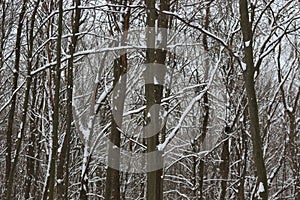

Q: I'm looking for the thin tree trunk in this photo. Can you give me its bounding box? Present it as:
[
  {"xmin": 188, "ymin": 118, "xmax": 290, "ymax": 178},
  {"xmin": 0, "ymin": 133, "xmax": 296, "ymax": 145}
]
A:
[
  {"xmin": 22, "ymin": 1, "xmax": 40, "ymax": 198},
  {"xmin": 5, "ymin": 0, "xmax": 28, "ymax": 198},
  {"xmin": 43, "ymin": 0, "xmax": 63, "ymax": 199},
  {"xmin": 238, "ymin": 108, "xmax": 247, "ymax": 200},
  {"xmin": 220, "ymin": 137, "xmax": 229, "ymax": 200},
  {"xmin": 57, "ymin": 0, "xmax": 80, "ymax": 198},
  {"xmin": 198, "ymin": 3, "xmax": 211, "ymax": 199},
  {"xmin": 277, "ymin": 44, "xmax": 300, "ymax": 199},
  {"xmin": 239, "ymin": 0, "xmax": 268, "ymax": 199},
  {"xmin": 24, "ymin": 77, "xmax": 38, "ymax": 199}
]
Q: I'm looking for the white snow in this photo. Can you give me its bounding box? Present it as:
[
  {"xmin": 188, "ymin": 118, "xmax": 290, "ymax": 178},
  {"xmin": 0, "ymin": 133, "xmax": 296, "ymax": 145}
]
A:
[
  {"xmin": 154, "ymin": 76, "xmax": 159, "ymax": 84},
  {"xmin": 241, "ymin": 62, "xmax": 247, "ymax": 71},
  {"xmin": 258, "ymin": 182, "xmax": 265, "ymax": 192},
  {"xmin": 254, "ymin": 70, "xmax": 258, "ymax": 78},
  {"xmin": 157, "ymin": 49, "xmax": 223, "ymax": 151},
  {"xmin": 256, "ymin": 182, "xmax": 265, "ymax": 198},
  {"xmin": 57, "ymin": 179, "xmax": 63, "ymax": 184},
  {"xmin": 157, "ymin": 32, "xmax": 162, "ymax": 43},
  {"xmin": 287, "ymin": 106, "xmax": 293, "ymax": 113},
  {"xmin": 17, "ymin": 122, "xmax": 23, "ymax": 139},
  {"xmin": 245, "ymin": 40, "xmax": 250, "ymax": 47}
]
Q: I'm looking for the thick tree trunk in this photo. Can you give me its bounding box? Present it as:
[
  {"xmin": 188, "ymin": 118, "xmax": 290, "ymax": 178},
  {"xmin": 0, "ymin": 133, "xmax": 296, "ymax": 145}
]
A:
[
  {"xmin": 239, "ymin": 0, "xmax": 268, "ymax": 199},
  {"xmin": 145, "ymin": 0, "xmax": 160, "ymax": 199},
  {"xmin": 145, "ymin": 0, "xmax": 169, "ymax": 199},
  {"xmin": 105, "ymin": 1, "xmax": 131, "ymax": 199}
]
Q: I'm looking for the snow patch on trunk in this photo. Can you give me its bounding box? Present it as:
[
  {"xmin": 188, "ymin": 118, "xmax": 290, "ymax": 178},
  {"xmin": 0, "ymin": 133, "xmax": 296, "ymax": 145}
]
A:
[
  {"xmin": 245, "ymin": 40, "xmax": 250, "ymax": 47},
  {"xmin": 256, "ymin": 182, "xmax": 265, "ymax": 198},
  {"xmin": 241, "ymin": 62, "xmax": 247, "ymax": 71}
]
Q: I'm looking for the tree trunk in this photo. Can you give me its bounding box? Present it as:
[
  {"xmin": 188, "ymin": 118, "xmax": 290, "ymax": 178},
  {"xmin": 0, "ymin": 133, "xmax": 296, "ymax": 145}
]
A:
[
  {"xmin": 23, "ymin": 1, "xmax": 40, "ymax": 199},
  {"xmin": 220, "ymin": 137, "xmax": 229, "ymax": 200},
  {"xmin": 198, "ymin": 3, "xmax": 211, "ymax": 199},
  {"xmin": 5, "ymin": 0, "xmax": 28, "ymax": 198},
  {"xmin": 57, "ymin": 0, "xmax": 80, "ymax": 198},
  {"xmin": 43, "ymin": 0, "xmax": 63, "ymax": 199},
  {"xmin": 24, "ymin": 78, "xmax": 38, "ymax": 199},
  {"xmin": 104, "ymin": 1, "xmax": 131, "ymax": 200},
  {"xmin": 239, "ymin": 0, "xmax": 268, "ymax": 199},
  {"xmin": 145, "ymin": 0, "xmax": 169, "ymax": 199}
]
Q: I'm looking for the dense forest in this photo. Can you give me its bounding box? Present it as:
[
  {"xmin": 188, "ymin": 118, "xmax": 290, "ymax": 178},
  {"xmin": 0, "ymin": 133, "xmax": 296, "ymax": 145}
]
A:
[{"xmin": 0, "ymin": 0, "xmax": 299, "ymax": 199}]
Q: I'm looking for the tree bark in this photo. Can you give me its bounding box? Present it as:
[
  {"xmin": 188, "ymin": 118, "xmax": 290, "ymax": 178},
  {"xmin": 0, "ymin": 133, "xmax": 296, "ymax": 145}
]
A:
[
  {"xmin": 43, "ymin": 0, "xmax": 63, "ymax": 199},
  {"xmin": 145, "ymin": 0, "xmax": 169, "ymax": 199},
  {"xmin": 104, "ymin": 1, "xmax": 131, "ymax": 200},
  {"xmin": 239, "ymin": 0, "xmax": 268, "ymax": 199},
  {"xmin": 220, "ymin": 136, "xmax": 229, "ymax": 200},
  {"xmin": 5, "ymin": 0, "xmax": 28, "ymax": 198},
  {"xmin": 57, "ymin": 0, "xmax": 80, "ymax": 198},
  {"xmin": 22, "ymin": 1, "xmax": 40, "ymax": 199},
  {"xmin": 198, "ymin": 3, "xmax": 211, "ymax": 199}
]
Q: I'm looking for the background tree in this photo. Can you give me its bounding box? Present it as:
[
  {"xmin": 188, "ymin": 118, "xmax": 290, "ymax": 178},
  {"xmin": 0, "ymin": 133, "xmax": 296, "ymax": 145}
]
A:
[{"xmin": 0, "ymin": 0, "xmax": 299, "ymax": 199}]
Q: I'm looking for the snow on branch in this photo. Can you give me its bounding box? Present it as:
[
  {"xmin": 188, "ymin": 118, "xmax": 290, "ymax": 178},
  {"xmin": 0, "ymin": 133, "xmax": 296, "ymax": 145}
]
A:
[
  {"xmin": 161, "ymin": 10, "xmax": 240, "ymax": 62},
  {"xmin": 157, "ymin": 48, "xmax": 224, "ymax": 151}
]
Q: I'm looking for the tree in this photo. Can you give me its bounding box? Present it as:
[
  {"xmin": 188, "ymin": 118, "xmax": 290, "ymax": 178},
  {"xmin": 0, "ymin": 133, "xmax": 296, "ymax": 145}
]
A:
[
  {"xmin": 0, "ymin": 0, "xmax": 299, "ymax": 199},
  {"xmin": 5, "ymin": 0, "xmax": 28, "ymax": 198},
  {"xmin": 144, "ymin": 0, "xmax": 170, "ymax": 199},
  {"xmin": 239, "ymin": 0, "xmax": 268, "ymax": 199},
  {"xmin": 57, "ymin": 0, "xmax": 81, "ymax": 198},
  {"xmin": 42, "ymin": 0, "xmax": 63, "ymax": 199},
  {"xmin": 105, "ymin": 1, "xmax": 132, "ymax": 199}
]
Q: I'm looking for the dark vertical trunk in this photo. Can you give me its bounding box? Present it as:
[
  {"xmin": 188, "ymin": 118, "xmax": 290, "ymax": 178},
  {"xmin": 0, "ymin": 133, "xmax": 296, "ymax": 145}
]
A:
[
  {"xmin": 0, "ymin": 1, "xmax": 6, "ymax": 77},
  {"xmin": 220, "ymin": 137, "xmax": 229, "ymax": 200},
  {"xmin": 5, "ymin": 0, "xmax": 28, "ymax": 198},
  {"xmin": 239, "ymin": 0, "xmax": 268, "ymax": 199},
  {"xmin": 277, "ymin": 44, "xmax": 300, "ymax": 199},
  {"xmin": 198, "ymin": 3, "xmax": 211, "ymax": 199},
  {"xmin": 197, "ymin": 160, "xmax": 205, "ymax": 199},
  {"xmin": 145, "ymin": 0, "xmax": 169, "ymax": 199},
  {"xmin": 22, "ymin": 1, "xmax": 40, "ymax": 199},
  {"xmin": 24, "ymin": 77, "xmax": 38, "ymax": 199},
  {"xmin": 105, "ymin": 60, "xmax": 123, "ymax": 200},
  {"xmin": 238, "ymin": 109, "xmax": 247, "ymax": 200},
  {"xmin": 57, "ymin": 0, "xmax": 80, "ymax": 198},
  {"xmin": 43, "ymin": 0, "xmax": 63, "ymax": 199},
  {"xmin": 105, "ymin": 1, "xmax": 131, "ymax": 199},
  {"xmin": 145, "ymin": 0, "xmax": 160, "ymax": 199}
]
